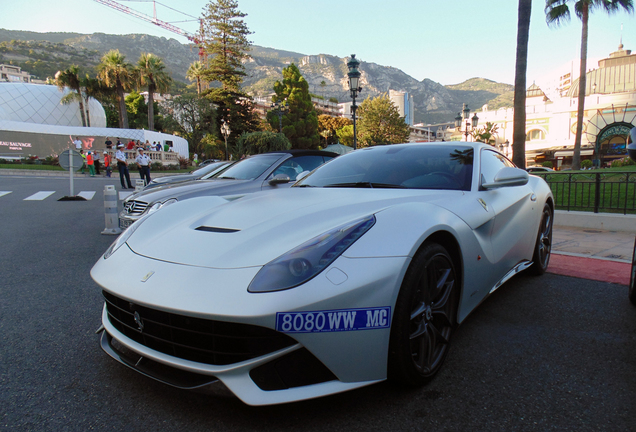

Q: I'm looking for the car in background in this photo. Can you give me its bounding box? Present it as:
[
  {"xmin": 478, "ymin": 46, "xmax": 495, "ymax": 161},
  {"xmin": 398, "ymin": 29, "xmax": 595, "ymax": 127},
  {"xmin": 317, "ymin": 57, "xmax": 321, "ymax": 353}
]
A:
[
  {"xmin": 526, "ymin": 166, "xmax": 555, "ymax": 173},
  {"xmin": 94, "ymin": 142, "xmax": 554, "ymax": 405},
  {"xmin": 144, "ymin": 160, "xmax": 231, "ymax": 190},
  {"xmin": 119, "ymin": 150, "xmax": 337, "ymax": 229}
]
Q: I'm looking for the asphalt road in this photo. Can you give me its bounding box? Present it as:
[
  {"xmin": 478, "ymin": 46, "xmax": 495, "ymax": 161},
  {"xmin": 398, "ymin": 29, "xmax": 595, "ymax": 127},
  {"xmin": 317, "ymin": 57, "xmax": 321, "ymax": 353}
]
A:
[{"xmin": 1, "ymin": 176, "xmax": 635, "ymax": 431}]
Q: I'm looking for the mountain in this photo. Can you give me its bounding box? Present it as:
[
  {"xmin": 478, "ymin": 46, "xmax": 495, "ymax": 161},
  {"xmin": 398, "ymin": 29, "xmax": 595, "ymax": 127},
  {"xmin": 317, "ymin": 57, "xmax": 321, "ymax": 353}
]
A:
[{"xmin": 0, "ymin": 29, "xmax": 514, "ymax": 124}]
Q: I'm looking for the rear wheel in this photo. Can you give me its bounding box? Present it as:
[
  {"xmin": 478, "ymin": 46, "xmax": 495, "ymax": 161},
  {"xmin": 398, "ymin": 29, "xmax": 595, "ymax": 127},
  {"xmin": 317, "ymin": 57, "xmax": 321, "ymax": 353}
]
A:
[
  {"xmin": 388, "ymin": 242, "xmax": 458, "ymax": 386},
  {"xmin": 529, "ymin": 203, "xmax": 553, "ymax": 275}
]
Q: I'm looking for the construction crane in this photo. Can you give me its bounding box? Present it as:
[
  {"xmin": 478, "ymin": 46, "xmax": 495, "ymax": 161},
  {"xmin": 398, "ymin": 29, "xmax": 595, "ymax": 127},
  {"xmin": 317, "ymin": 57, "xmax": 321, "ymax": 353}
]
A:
[{"xmin": 93, "ymin": 0, "xmax": 205, "ymax": 59}]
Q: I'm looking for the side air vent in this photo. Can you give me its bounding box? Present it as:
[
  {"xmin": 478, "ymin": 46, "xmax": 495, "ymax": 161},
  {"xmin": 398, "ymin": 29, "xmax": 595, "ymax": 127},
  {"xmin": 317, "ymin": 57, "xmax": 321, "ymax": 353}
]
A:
[{"xmin": 195, "ymin": 226, "xmax": 240, "ymax": 233}]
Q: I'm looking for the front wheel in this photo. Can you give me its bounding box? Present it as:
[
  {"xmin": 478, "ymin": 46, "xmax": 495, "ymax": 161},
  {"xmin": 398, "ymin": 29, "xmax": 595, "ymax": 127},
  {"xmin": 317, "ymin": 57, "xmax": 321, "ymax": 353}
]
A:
[
  {"xmin": 529, "ymin": 203, "xmax": 553, "ymax": 275},
  {"xmin": 388, "ymin": 242, "xmax": 458, "ymax": 386}
]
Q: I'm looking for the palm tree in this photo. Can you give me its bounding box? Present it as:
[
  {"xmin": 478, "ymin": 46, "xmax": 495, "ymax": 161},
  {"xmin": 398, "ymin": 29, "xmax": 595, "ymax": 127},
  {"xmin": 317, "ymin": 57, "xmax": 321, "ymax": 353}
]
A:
[
  {"xmin": 545, "ymin": 0, "xmax": 633, "ymax": 170},
  {"xmin": 512, "ymin": 0, "xmax": 532, "ymax": 168},
  {"xmin": 83, "ymin": 75, "xmax": 114, "ymax": 128},
  {"xmin": 97, "ymin": 49, "xmax": 132, "ymax": 129},
  {"xmin": 136, "ymin": 53, "xmax": 173, "ymax": 131},
  {"xmin": 54, "ymin": 65, "xmax": 87, "ymax": 127},
  {"xmin": 186, "ymin": 61, "xmax": 205, "ymax": 95}
]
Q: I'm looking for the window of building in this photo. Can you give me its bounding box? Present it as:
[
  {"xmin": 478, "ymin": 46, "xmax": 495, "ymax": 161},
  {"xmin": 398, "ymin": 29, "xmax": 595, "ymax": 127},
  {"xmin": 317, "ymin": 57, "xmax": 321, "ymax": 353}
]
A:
[{"xmin": 526, "ymin": 129, "xmax": 545, "ymax": 141}]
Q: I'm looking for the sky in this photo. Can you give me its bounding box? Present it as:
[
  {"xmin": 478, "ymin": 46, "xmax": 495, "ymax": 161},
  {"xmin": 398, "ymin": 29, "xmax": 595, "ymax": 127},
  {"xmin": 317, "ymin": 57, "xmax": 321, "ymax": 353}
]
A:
[{"xmin": 2, "ymin": 0, "xmax": 634, "ymax": 86}]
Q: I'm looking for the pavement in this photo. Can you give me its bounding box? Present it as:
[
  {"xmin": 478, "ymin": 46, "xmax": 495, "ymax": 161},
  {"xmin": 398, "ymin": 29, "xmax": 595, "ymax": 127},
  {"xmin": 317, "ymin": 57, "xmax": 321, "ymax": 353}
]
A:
[{"xmin": 2, "ymin": 168, "xmax": 635, "ymax": 286}]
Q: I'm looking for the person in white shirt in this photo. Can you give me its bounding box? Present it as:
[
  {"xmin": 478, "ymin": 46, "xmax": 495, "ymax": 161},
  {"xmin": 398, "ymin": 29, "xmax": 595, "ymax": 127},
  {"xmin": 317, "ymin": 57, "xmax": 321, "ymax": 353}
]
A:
[
  {"xmin": 115, "ymin": 144, "xmax": 133, "ymax": 189},
  {"xmin": 72, "ymin": 136, "xmax": 82, "ymax": 150},
  {"xmin": 135, "ymin": 148, "xmax": 152, "ymax": 185}
]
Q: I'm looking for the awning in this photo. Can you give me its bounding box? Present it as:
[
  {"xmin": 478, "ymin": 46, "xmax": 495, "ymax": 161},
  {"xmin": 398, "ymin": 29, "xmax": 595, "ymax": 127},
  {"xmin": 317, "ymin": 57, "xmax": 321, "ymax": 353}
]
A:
[{"xmin": 554, "ymin": 149, "xmax": 594, "ymax": 157}]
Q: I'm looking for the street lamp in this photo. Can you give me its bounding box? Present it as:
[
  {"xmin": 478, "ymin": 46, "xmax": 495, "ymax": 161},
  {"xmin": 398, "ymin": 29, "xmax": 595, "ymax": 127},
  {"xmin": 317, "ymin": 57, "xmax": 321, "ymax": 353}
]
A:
[
  {"xmin": 221, "ymin": 119, "xmax": 231, "ymax": 161},
  {"xmin": 270, "ymin": 101, "xmax": 288, "ymax": 133},
  {"xmin": 347, "ymin": 54, "xmax": 362, "ymax": 150},
  {"xmin": 454, "ymin": 103, "xmax": 479, "ymax": 141}
]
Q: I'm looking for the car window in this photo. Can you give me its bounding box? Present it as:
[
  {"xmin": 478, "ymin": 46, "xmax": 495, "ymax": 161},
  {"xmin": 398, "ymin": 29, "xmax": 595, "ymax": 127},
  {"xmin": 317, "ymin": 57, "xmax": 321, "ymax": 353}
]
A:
[
  {"xmin": 213, "ymin": 154, "xmax": 282, "ymax": 180},
  {"xmin": 270, "ymin": 155, "xmax": 334, "ymax": 181},
  {"xmin": 480, "ymin": 149, "xmax": 515, "ymax": 186},
  {"xmin": 296, "ymin": 145, "xmax": 473, "ymax": 191}
]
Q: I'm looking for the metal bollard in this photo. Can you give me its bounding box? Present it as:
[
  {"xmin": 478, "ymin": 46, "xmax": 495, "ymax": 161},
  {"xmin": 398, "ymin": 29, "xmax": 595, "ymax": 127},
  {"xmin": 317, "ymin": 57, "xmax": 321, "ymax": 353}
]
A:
[
  {"xmin": 101, "ymin": 185, "xmax": 122, "ymax": 235},
  {"xmin": 135, "ymin": 179, "xmax": 145, "ymax": 192}
]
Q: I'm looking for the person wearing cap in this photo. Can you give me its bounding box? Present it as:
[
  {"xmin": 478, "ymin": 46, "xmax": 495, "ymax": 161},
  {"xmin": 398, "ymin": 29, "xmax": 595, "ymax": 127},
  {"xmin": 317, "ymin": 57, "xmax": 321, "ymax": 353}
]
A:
[
  {"xmin": 115, "ymin": 143, "xmax": 133, "ymax": 189},
  {"xmin": 135, "ymin": 147, "xmax": 152, "ymax": 185}
]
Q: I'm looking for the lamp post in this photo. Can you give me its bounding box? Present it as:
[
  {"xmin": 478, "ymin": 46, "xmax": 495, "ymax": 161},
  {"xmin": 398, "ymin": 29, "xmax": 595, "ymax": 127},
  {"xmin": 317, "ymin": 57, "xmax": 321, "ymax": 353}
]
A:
[
  {"xmin": 270, "ymin": 101, "xmax": 288, "ymax": 133},
  {"xmin": 221, "ymin": 119, "xmax": 231, "ymax": 161},
  {"xmin": 454, "ymin": 103, "xmax": 479, "ymax": 141},
  {"xmin": 347, "ymin": 54, "xmax": 362, "ymax": 150}
]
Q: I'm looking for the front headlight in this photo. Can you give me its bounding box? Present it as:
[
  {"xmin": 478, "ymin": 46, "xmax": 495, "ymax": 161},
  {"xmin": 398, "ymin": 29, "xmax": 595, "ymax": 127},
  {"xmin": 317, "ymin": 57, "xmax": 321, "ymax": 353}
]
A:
[{"xmin": 248, "ymin": 215, "xmax": 376, "ymax": 293}]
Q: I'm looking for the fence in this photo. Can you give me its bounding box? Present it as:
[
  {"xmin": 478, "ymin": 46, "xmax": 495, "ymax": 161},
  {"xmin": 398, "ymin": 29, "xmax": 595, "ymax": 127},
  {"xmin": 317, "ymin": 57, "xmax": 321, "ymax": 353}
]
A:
[{"xmin": 534, "ymin": 171, "xmax": 636, "ymax": 214}]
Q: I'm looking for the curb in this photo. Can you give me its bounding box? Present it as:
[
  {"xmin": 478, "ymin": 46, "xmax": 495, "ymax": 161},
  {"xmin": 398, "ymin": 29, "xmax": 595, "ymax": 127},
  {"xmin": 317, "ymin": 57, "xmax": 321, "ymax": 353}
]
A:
[{"xmin": 555, "ymin": 210, "xmax": 636, "ymax": 233}]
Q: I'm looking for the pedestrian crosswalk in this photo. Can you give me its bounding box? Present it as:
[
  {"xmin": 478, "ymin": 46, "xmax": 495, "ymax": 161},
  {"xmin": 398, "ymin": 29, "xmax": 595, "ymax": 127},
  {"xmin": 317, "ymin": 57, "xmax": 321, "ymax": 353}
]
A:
[{"xmin": 0, "ymin": 190, "xmax": 135, "ymax": 201}]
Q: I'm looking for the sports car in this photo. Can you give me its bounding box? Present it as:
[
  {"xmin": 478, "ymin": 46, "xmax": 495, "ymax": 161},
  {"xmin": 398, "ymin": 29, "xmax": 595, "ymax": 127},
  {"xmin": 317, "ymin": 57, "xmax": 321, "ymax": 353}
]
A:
[{"xmin": 91, "ymin": 142, "xmax": 554, "ymax": 406}]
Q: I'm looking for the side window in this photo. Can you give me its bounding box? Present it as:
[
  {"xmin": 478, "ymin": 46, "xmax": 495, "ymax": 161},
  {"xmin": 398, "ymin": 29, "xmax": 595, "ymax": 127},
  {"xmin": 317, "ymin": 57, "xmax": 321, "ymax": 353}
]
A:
[
  {"xmin": 480, "ymin": 150, "xmax": 514, "ymax": 187},
  {"xmin": 271, "ymin": 156, "xmax": 330, "ymax": 181}
]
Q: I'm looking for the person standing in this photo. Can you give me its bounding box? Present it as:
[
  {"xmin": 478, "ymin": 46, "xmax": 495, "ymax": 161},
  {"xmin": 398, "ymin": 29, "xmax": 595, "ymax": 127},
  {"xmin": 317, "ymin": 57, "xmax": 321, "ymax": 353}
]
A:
[
  {"xmin": 115, "ymin": 144, "xmax": 133, "ymax": 189},
  {"xmin": 136, "ymin": 148, "xmax": 152, "ymax": 185},
  {"xmin": 193, "ymin": 153, "xmax": 199, "ymax": 167},
  {"xmin": 86, "ymin": 151, "xmax": 95, "ymax": 177},
  {"xmin": 79, "ymin": 149, "xmax": 86, "ymax": 174},
  {"xmin": 73, "ymin": 136, "xmax": 82, "ymax": 150},
  {"xmin": 104, "ymin": 151, "xmax": 111, "ymax": 178},
  {"xmin": 105, "ymin": 137, "xmax": 112, "ymax": 149},
  {"xmin": 93, "ymin": 151, "xmax": 101, "ymax": 175}
]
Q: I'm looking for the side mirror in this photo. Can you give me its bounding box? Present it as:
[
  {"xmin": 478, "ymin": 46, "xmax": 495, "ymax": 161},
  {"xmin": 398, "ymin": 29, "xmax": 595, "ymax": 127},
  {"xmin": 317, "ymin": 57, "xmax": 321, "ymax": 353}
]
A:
[
  {"xmin": 268, "ymin": 173, "xmax": 291, "ymax": 185},
  {"xmin": 482, "ymin": 167, "xmax": 529, "ymax": 189}
]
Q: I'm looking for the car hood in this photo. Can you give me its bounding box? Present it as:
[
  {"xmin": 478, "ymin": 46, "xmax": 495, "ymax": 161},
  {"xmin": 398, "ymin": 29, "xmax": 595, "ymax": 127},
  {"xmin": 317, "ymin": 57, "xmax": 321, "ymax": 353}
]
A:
[
  {"xmin": 125, "ymin": 188, "xmax": 470, "ymax": 268},
  {"xmin": 126, "ymin": 178, "xmax": 256, "ymax": 204}
]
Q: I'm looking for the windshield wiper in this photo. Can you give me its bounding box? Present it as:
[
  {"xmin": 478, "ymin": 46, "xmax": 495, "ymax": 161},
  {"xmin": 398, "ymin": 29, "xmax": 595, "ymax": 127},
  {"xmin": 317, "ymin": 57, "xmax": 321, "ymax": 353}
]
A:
[{"xmin": 323, "ymin": 182, "xmax": 406, "ymax": 189}]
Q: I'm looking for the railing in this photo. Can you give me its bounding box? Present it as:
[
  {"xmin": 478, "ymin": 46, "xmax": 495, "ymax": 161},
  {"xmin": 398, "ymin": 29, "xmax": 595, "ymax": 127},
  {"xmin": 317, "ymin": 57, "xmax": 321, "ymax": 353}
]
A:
[
  {"xmin": 534, "ymin": 171, "xmax": 636, "ymax": 214},
  {"xmin": 113, "ymin": 150, "xmax": 179, "ymax": 166}
]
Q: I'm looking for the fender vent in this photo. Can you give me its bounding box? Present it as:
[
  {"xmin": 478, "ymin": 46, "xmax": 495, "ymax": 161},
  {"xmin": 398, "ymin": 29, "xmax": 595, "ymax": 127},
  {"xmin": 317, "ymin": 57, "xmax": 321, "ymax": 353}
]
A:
[{"xmin": 195, "ymin": 226, "xmax": 240, "ymax": 233}]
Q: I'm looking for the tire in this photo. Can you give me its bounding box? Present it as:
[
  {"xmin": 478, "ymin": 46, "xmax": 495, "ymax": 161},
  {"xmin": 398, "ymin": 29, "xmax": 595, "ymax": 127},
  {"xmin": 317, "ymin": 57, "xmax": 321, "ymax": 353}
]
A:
[
  {"xmin": 529, "ymin": 203, "xmax": 553, "ymax": 276},
  {"xmin": 629, "ymin": 237, "xmax": 636, "ymax": 306},
  {"xmin": 388, "ymin": 242, "xmax": 458, "ymax": 387}
]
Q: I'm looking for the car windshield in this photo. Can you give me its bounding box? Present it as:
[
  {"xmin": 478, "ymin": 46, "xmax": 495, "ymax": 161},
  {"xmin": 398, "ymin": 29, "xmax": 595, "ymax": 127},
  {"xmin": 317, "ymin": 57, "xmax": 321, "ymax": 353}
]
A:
[
  {"xmin": 295, "ymin": 145, "xmax": 474, "ymax": 191},
  {"xmin": 191, "ymin": 161, "xmax": 227, "ymax": 176},
  {"xmin": 212, "ymin": 154, "xmax": 282, "ymax": 180}
]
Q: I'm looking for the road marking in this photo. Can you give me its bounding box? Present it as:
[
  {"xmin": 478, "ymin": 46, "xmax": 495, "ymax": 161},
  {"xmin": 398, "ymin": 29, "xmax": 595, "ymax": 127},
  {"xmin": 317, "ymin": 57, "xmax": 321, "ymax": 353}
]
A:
[
  {"xmin": 24, "ymin": 191, "xmax": 55, "ymax": 201},
  {"xmin": 78, "ymin": 191, "xmax": 96, "ymax": 200},
  {"xmin": 0, "ymin": 191, "xmax": 11, "ymax": 198}
]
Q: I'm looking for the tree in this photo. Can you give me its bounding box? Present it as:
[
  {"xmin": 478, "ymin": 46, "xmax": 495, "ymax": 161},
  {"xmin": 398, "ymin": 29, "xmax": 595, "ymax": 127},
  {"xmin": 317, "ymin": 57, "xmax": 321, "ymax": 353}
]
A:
[
  {"xmin": 125, "ymin": 91, "xmax": 148, "ymax": 130},
  {"xmin": 357, "ymin": 94, "xmax": 410, "ymax": 147},
  {"xmin": 235, "ymin": 131, "xmax": 291, "ymax": 156},
  {"xmin": 473, "ymin": 122, "xmax": 499, "ymax": 145},
  {"xmin": 54, "ymin": 65, "xmax": 87, "ymax": 127},
  {"xmin": 268, "ymin": 63, "xmax": 320, "ymax": 149},
  {"xmin": 136, "ymin": 53, "xmax": 173, "ymax": 131},
  {"xmin": 318, "ymin": 114, "xmax": 352, "ymax": 146},
  {"xmin": 83, "ymin": 75, "xmax": 113, "ymax": 128},
  {"xmin": 545, "ymin": 0, "xmax": 634, "ymax": 170},
  {"xmin": 97, "ymin": 49, "xmax": 132, "ymax": 129},
  {"xmin": 161, "ymin": 93, "xmax": 217, "ymax": 157},
  {"xmin": 513, "ymin": 0, "xmax": 532, "ymax": 168},
  {"xmin": 186, "ymin": 61, "xmax": 205, "ymax": 94},
  {"xmin": 336, "ymin": 125, "xmax": 355, "ymax": 147},
  {"xmin": 199, "ymin": 0, "xmax": 260, "ymax": 149}
]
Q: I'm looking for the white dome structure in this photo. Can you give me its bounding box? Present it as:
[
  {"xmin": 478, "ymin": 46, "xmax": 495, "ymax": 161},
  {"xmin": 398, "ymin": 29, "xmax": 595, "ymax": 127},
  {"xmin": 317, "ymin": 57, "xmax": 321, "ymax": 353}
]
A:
[{"xmin": 0, "ymin": 82, "xmax": 106, "ymax": 127}]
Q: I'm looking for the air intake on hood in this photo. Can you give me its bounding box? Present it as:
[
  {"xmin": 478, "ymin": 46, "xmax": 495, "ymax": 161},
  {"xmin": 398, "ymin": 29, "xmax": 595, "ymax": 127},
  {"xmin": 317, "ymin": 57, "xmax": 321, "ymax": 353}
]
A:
[{"xmin": 195, "ymin": 226, "xmax": 240, "ymax": 233}]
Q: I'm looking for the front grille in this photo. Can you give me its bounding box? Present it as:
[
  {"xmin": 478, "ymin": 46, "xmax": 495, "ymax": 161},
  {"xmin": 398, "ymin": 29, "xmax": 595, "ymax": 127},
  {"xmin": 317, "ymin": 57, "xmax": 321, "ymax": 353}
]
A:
[
  {"xmin": 123, "ymin": 200, "xmax": 148, "ymax": 216},
  {"xmin": 103, "ymin": 291, "xmax": 296, "ymax": 366}
]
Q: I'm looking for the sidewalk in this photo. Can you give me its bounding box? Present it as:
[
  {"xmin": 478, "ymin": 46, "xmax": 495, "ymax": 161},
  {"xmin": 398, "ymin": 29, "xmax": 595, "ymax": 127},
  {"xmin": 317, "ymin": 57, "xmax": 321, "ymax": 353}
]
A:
[{"xmin": 550, "ymin": 226, "xmax": 634, "ymax": 286}]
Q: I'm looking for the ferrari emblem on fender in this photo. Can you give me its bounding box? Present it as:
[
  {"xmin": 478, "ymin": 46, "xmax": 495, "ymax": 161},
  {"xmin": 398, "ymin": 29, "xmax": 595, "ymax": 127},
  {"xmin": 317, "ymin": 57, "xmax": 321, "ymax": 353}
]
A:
[
  {"xmin": 141, "ymin": 271, "xmax": 155, "ymax": 282},
  {"xmin": 478, "ymin": 198, "xmax": 488, "ymax": 212}
]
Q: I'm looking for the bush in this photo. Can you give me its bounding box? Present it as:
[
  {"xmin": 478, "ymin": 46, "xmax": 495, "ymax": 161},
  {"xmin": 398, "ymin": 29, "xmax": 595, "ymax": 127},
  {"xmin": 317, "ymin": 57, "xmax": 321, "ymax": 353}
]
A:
[
  {"xmin": 151, "ymin": 161, "xmax": 163, "ymax": 171},
  {"xmin": 178, "ymin": 156, "xmax": 190, "ymax": 169},
  {"xmin": 235, "ymin": 131, "xmax": 291, "ymax": 157},
  {"xmin": 541, "ymin": 161, "xmax": 553, "ymax": 168},
  {"xmin": 581, "ymin": 159, "xmax": 593, "ymax": 168}
]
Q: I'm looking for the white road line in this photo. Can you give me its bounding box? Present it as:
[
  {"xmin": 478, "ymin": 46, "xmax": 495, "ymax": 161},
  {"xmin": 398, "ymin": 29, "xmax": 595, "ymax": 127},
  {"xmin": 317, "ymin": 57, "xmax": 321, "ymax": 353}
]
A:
[
  {"xmin": 77, "ymin": 191, "xmax": 96, "ymax": 200},
  {"xmin": 24, "ymin": 191, "xmax": 55, "ymax": 201},
  {"xmin": 0, "ymin": 191, "xmax": 11, "ymax": 198}
]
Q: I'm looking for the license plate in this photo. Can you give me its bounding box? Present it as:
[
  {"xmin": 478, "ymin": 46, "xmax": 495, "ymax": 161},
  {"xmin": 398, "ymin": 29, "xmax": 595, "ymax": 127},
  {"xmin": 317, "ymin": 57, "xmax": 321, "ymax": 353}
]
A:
[
  {"xmin": 276, "ymin": 307, "xmax": 391, "ymax": 333},
  {"xmin": 119, "ymin": 218, "xmax": 133, "ymax": 229}
]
